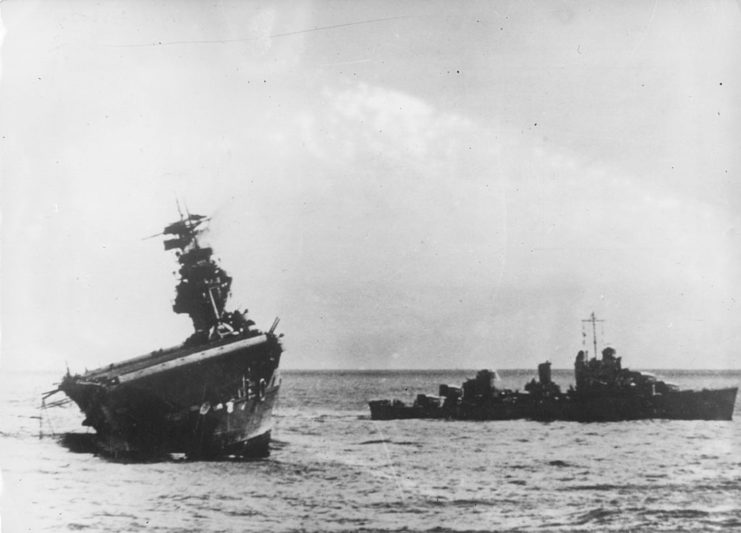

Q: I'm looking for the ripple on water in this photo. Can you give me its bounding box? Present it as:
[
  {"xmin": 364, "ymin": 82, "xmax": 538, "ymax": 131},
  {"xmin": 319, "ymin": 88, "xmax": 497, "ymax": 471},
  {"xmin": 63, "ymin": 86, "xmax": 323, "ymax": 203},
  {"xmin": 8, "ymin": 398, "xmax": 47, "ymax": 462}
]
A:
[{"xmin": 3, "ymin": 369, "xmax": 740, "ymax": 532}]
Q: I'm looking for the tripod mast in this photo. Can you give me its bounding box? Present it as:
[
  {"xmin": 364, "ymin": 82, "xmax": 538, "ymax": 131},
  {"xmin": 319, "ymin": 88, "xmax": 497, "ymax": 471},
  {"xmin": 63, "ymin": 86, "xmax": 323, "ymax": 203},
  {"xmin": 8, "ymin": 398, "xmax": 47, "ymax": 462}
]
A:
[{"xmin": 582, "ymin": 312, "xmax": 605, "ymax": 359}]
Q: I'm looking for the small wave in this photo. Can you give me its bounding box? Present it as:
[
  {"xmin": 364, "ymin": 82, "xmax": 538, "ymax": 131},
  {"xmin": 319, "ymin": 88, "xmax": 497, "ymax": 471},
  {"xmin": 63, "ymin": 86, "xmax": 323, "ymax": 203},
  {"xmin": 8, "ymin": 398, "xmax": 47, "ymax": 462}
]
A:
[
  {"xmin": 450, "ymin": 498, "xmax": 519, "ymax": 506},
  {"xmin": 335, "ymin": 527, "xmax": 498, "ymax": 533},
  {"xmin": 568, "ymin": 483, "xmax": 621, "ymax": 491},
  {"xmin": 223, "ymin": 508, "xmax": 261, "ymax": 517},
  {"xmin": 714, "ymin": 518, "xmax": 741, "ymax": 528},
  {"xmin": 423, "ymin": 529, "xmax": 506, "ymax": 533},
  {"xmin": 687, "ymin": 433, "xmax": 714, "ymax": 440},
  {"xmin": 573, "ymin": 507, "xmax": 621, "ymax": 525},
  {"xmin": 269, "ymin": 439, "xmax": 289, "ymax": 449},
  {"xmin": 547, "ymin": 459, "xmax": 571, "ymax": 467},
  {"xmin": 567, "ymin": 480, "xmax": 741, "ymax": 493},
  {"xmin": 93, "ymin": 511, "xmax": 139, "ymax": 519},
  {"xmin": 357, "ymin": 438, "xmax": 420, "ymax": 447},
  {"xmin": 640, "ymin": 508, "xmax": 711, "ymax": 519}
]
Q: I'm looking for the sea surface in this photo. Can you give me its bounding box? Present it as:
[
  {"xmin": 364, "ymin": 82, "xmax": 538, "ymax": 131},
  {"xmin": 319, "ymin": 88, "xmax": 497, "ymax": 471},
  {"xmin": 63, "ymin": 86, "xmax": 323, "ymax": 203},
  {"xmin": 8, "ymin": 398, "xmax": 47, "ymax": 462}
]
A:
[{"xmin": 1, "ymin": 368, "xmax": 740, "ymax": 532}]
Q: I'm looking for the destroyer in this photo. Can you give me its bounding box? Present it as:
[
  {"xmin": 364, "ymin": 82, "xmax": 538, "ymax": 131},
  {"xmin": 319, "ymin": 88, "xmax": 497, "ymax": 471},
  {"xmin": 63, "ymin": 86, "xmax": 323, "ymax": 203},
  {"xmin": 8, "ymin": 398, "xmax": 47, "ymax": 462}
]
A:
[
  {"xmin": 369, "ymin": 314, "xmax": 737, "ymax": 422},
  {"xmin": 46, "ymin": 210, "xmax": 284, "ymax": 459}
]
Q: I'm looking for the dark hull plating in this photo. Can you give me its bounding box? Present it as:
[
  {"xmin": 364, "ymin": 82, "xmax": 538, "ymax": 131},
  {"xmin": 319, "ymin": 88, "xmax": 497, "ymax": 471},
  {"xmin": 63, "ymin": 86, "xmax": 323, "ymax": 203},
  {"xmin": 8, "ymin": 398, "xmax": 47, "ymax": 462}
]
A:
[
  {"xmin": 369, "ymin": 387, "xmax": 738, "ymax": 422},
  {"xmin": 60, "ymin": 333, "xmax": 282, "ymax": 459}
]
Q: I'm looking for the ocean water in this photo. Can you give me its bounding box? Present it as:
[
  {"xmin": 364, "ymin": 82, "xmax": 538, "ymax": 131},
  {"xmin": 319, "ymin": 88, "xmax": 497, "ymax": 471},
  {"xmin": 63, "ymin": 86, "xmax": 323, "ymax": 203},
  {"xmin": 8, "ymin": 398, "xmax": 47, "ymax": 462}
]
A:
[{"xmin": 1, "ymin": 368, "xmax": 740, "ymax": 532}]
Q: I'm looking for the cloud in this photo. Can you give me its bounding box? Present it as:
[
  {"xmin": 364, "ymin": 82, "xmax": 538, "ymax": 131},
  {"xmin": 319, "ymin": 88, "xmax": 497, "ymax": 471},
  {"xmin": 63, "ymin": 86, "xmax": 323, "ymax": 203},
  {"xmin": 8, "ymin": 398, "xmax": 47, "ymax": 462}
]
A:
[
  {"xmin": 308, "ymin": 83, "xmax": 479, "ymax": 164},
  {"xmin": 272, "ymin": 81, "xmax": 741, "ymax": 368}
]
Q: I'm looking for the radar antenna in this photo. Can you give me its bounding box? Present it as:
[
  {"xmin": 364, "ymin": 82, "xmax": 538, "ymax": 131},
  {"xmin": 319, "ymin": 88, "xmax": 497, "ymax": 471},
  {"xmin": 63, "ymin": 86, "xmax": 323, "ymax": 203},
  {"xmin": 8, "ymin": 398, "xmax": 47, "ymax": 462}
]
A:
[{"xmin": 581, "ymin": 312, "xmax": 605, "ymax": 359}]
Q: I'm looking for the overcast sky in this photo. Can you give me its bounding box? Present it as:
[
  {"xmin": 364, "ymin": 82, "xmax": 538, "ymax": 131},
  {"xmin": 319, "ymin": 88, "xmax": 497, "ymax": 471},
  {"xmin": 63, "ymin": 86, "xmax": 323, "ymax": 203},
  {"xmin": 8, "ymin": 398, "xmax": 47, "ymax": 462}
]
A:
[{"xmin": 1, "ymin": 1, "xmax": 740, "ymax": 371}]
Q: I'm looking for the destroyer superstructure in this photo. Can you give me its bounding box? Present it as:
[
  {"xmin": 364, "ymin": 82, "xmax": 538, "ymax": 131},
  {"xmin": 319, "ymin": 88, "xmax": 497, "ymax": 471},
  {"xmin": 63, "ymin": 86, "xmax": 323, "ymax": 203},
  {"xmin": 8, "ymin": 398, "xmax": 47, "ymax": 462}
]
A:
[{"xmin": 370, "ymin": 314, "xmax": 737, "ymax": 422}]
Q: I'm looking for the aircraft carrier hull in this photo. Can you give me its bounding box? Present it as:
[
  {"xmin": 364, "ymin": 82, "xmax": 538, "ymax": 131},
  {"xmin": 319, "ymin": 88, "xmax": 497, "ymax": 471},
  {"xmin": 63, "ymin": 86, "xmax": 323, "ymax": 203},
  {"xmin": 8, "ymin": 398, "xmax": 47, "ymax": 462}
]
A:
[{"xmin": 59, "ymin": 333, "xmax": 282, "ymax": 459}]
